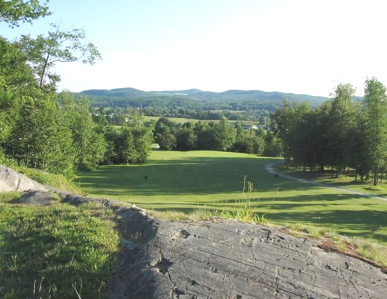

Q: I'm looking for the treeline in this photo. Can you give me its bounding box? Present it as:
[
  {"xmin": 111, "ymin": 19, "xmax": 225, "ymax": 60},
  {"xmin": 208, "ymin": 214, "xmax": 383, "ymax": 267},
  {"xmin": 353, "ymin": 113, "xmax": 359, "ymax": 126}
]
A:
[
  {"xmin": 0, "ymin": 89, "xmax": 153, "ymax": 178},
  {"xmin": 80, "ymin": 95, "xmax": 275, "ymax": 121},
  {"xmin": 152, "ymin": 117, "xmax": 282, "ymax": 156},
  {"xmin": 0, "ymin": 3, "xmax": 153, "ymax": 178},
  {"xmin": 270, "ymin": 79, "xmax": 387, "ymax": 185}
]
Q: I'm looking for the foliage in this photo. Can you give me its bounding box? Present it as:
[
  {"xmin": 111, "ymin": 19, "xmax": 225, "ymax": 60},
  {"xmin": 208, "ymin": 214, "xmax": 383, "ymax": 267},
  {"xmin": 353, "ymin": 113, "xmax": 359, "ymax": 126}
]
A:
[
  {"xmin": 154, "ymin": 117, "xmax": 177, "ymax": 150},
  {"xmin": 58, "ymin": 92, "xmax": 106, "ymax": 170},
  {"xmin": 270, "ymin": 79, "xmax": 387, "ymax": 183},
  {"xmin": 362, "ymin": 77, "xmax": 387, "ymax": 185},
  {"xmin": 16, "ymin": 23, "xmax": 102, "ymax": 89},
  {"xmin": 152, "ymin": 117, "xmax": 266, "ymax": 154},
  {"xmin": 0, "ymin": 202, "xmax": 119, "ymax": 298},
  {"xmin": 0, "ymin": 0, "xmax": 51, "ymax": 27},
  {"xmin": 103, "ymin": 124, "xmax": 153, "ymax": 165},
  {"xmin": 4, "ymin": 93, "xmax": 77, "ymax": 177},
  {"xmin": 0, "ymin": 2, "xmax": 153, "ymax": 176}
]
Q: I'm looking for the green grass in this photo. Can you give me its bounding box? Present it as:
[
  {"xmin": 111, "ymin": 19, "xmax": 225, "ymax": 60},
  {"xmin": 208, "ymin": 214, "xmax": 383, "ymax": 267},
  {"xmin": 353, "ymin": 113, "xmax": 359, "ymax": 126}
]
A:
[
  {"xmin": 280, "ymin": 165, "xmax": 387, "ymax": 197},
  {"xmin": 76, "ymin": 150, "xmax": 387, "ymax": 245},
  {"xmin": 0, "ymin": 200, "xmax": 120, "ymax": 299}
]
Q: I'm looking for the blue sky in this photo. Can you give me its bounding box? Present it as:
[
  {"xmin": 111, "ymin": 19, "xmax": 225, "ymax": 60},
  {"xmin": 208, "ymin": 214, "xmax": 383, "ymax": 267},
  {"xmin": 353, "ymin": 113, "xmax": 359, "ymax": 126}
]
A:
[{"xmin": 1, "ymin": 0, "xmax": 387, "ymax": 96}]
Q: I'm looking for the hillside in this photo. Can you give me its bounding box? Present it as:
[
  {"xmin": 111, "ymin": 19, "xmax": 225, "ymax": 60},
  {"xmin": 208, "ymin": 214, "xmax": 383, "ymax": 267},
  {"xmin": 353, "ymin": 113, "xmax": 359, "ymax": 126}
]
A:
[{"xmin": 79, "ymin": 87, "xmax": 329, "ymax": 109}]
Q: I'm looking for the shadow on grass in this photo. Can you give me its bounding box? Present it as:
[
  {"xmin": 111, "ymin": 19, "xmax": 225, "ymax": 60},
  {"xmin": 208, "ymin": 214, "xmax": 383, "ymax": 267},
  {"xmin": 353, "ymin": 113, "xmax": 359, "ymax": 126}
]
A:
[
  {"xmin": 76, "ymin": 154, "xmax": 387, "ymax": 244},
  {"xmin": 77, "ymin": 156, "xmax": 328, "ymax": 197}
]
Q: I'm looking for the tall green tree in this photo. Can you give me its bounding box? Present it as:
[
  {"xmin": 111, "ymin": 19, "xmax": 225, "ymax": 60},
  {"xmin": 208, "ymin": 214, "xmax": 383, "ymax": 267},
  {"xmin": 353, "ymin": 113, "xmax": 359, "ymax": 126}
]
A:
[
  {"xmin": 324, "ymin": 83, "xmax": 357, "ymax": 175},
  {"xmin": 58, "ymin": 92, "xmax": 106, "ymax": 170},
  {"xmin": 154, "ymin": 117, "xmax": 176, "ymax": 150},
  {"xmin": 175, "ymin": 125, "xmax": 197, "ymax": 151},
  {"xmin": 270, "ymin": 100, "xmax": 298, "ymax": 165},
  {"xmin": 6, "ymin": 93, "xmax": 76, "ymax": 177},
  {"xmin": 212, "ymin": 118, "xmax": 236, "ymax": 151},
  {"xmin": 362, "ymin": 77, "xmax": 387, "ymax": 185},
  {"xmin": 16, "ymin": 23, "xmax": 102, "ymax": 89},
  {"xmin": 103, "ymin": 125, "xmax": 152, "ymax": 164}
]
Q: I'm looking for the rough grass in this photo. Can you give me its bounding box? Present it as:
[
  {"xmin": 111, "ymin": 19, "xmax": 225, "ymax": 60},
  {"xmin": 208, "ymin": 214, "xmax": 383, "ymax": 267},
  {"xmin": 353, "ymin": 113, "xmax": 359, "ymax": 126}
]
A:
[{"xmin": 0, "ymin": 201, "xmax": 119, "ymax": 299}]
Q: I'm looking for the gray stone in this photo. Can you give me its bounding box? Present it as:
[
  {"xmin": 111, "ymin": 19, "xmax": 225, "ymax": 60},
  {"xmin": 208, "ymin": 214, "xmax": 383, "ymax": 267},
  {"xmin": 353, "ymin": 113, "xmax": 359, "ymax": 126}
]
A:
[
  {"xmin": 105, "ymin": 206, "xmax": 387, "ymax": 299},
  {"xmin": 11, "ymin": 190, "xmax": 58, "ymax": 205},
  {"xmin": 0, "ymin": 165, "xmax": 47, "ymax": 192}
]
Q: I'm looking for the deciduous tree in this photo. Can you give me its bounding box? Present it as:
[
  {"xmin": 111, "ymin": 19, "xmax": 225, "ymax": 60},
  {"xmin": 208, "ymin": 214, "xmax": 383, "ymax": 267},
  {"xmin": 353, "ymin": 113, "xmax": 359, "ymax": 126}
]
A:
[
  {"xmin": 16, "ymin": 23, "xmax": 102, "ymax": 89},
  {"xmin": 362, "ymin": 77, "xmax": 387, "ymax": 185}
]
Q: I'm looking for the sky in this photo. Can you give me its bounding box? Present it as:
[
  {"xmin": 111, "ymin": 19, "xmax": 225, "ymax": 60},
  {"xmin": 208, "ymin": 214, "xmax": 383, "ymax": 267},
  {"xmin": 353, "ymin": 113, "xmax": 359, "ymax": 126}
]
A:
[{"xmin": 1, "ymin": 0, "xmax": 387, "ymax": 97}]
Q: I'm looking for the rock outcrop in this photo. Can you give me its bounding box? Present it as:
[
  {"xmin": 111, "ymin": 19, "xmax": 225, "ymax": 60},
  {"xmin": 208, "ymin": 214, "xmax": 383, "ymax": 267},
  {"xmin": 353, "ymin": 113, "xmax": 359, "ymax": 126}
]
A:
[
  {"xmin": 11, "ymin": 190, "xmax": 58, "ymax": 205},
  {"xmin": 0, "ymin": 165, "xmax": 47, "ymax": 192},
  {"xmin": 109, "ymin": 211, "xmax": 387, "ymax": 299}
]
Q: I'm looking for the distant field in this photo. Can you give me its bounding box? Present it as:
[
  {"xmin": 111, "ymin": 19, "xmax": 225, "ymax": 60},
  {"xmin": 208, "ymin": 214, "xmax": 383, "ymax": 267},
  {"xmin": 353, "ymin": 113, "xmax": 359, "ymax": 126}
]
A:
[
  {"xmin": 76, "ymin": 150, "xmax": 387, "ymax": 244},
  {"xmin": 143, "ymin": 116, "xmax": 198, "ymax": 123},
  {"xmin": 143, "ymin": 116, "xmax": 256, "ymax": 124}
]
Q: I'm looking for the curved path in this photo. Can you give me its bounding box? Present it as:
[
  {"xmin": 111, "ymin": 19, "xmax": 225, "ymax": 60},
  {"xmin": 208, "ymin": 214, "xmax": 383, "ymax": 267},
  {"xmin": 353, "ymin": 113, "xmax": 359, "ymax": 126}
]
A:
[{"xmin": 265, "ymin": 161, "xmax": 387, "ymax": 202}]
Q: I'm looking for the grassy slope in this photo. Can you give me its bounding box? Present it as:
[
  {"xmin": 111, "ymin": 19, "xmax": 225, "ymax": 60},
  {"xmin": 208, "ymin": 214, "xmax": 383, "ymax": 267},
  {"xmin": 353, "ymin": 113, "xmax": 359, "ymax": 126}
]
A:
[
  {"xmin": 76, "ymin": 150, "xmax": 387, "ymax": 244},
  {"xmin": 0, "ymin": 169, "xmax": 117, "ymax": 299},
  {"xmin": 0, "ymin": 201, "xmax": 120, "ymax": 299}
]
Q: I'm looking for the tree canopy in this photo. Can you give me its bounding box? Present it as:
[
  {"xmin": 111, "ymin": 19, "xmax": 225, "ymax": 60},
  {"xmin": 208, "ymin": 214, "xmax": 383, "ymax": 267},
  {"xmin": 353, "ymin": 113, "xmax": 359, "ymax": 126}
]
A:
[
  {"xmin": 271, "ymin": 79, "xmax": 387, "ymax": 185},
  {"xmin": 0, "ymin": 0, "xmax": 51, "ymax": 27}
]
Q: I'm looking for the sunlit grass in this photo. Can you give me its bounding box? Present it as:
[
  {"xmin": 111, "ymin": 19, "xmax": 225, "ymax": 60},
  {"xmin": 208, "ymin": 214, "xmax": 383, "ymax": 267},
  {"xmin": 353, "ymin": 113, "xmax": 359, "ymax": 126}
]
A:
[
  {"xmin": 0, "ymin": 201, "xmax": 119, "ymax": 299},
  {"xmin": 76, "ymin": 151, "xmax": 387, "ymax": 245},
  {"xmin": 279, "ymin": 165, "xmax": 387, "ymax": 197}
]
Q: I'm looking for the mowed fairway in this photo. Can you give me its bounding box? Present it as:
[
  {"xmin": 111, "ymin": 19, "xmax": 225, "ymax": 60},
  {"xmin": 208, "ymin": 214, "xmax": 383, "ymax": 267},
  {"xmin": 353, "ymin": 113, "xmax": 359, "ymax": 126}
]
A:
[{"xmin": 76, "ymin": 150, "xmax": 387, "ymax": 244}]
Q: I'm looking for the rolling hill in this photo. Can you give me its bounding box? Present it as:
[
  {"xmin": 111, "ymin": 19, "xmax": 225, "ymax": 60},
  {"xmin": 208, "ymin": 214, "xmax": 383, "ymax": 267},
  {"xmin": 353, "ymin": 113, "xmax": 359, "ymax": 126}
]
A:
[{"xmin": 80, "ymin": 87, "xmax": 329, "ymax": 106}]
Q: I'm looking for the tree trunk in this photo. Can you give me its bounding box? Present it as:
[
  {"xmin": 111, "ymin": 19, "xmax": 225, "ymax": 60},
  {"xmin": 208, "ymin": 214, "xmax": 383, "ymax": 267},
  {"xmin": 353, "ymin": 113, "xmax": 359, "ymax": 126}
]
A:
[
  {"xmin": 373, "ymin": 166, "xmax": 378, "ymax": 186},
  {"xmin": 355, "ymin": 167, "xmax": 358, "ymax": 182}
]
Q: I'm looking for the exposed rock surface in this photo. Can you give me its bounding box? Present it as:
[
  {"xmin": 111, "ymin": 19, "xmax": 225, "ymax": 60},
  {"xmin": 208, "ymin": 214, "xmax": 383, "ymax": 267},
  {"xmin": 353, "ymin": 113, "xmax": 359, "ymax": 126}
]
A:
[
  {"xmin": 109, "ymin": 211, "xmax": 387, "ymax": 299},
  {"xmin": 4, "ymin": 182, "xmax": 387, "ymax": 298},
  {"xmin": 0, "ymin": 165, "xmax": 47, "ymax": 192},
  {"xmin": 11, "ymin": 190, "xmax": 58, "ymax": 205}
]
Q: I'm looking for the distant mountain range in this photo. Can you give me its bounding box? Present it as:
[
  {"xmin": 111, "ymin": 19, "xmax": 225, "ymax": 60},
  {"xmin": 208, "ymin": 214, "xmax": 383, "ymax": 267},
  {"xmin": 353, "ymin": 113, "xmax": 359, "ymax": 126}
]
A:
[{"xmin": 80, "ymin": 87, "xmax": 330, "ymax": 106}]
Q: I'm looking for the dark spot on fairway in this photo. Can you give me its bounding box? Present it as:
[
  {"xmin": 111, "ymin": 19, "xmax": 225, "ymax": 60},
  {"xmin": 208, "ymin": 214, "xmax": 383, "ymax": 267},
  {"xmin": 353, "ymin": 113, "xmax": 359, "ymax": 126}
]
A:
[{"xmin": 144, "ymin": 175, "xmax": 148, "ymax": 179}]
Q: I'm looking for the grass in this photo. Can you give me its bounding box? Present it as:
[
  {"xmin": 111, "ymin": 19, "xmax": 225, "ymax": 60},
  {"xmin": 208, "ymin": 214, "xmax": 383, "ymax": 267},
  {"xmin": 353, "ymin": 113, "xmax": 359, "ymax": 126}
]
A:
[
  {"xmin": 279, "ymin": 165, "xmax": 387, "ymax": 197},
  {"xmin": 0, "ymin": 198, "xmax": 120, "ymax": 299},
  {"xmin": 76, "ymin": 150, "xmax": 387, "ymax": 246}
]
